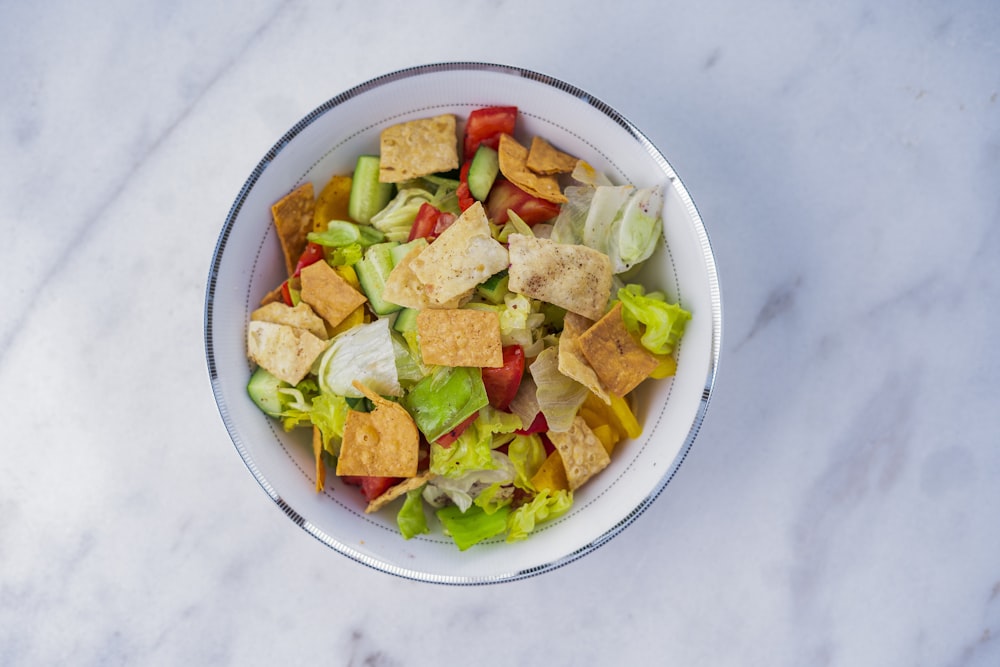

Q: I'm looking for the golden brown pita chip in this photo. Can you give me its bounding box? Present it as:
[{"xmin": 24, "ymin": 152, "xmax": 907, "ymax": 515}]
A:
[
  {"xmin": 259, "ymin": 283, "xmax": 285, "ymax": 307},
  {"xmin": 365, "ymin": 471, "xmax": 434, "ymax": 513},
  {"xmin": 557, "ymin": 312, "xmax": 611, "ymax": 404},
  {"xmin": 251, "ymin": 301, "xmax": 328, "ymax": 340},
  {"xmin": 547, "ymin": 416, "xmax": 610, "ymax": 490},
  {"xmin": 497, "ymin": 134, "xmax": 567, "ymax": 204},
  {"xmin": 246, "ymin": 321, "xmax": 328, "ymax": 386},
  {"xmin": 335, "ymin": 382, "xmax": 419, "ymax": 478},
  {"xmin": 507, "ymin": 233, "xmax": 612, "ymax": 321},
  {"xmin": 271, "ymin": 183, "xmax": 315, "ymax": 276},
  {"xmin": 313, "ymin": 426, "xmax": 326, "ymax": 492},
  {"xmin": 577, "ymin": 302, "xmax": 659, "ymax": 397},
  {"xmin": 299, "ymin": 260, "xmax": 368, "ymax": 330},
  {"xmin": 416, "ymin": 309, "xmax": 503, "ymax": 367},
  {"xmin": 379, "ymin": 114, "xmax": 459, "ymax": 183},
  {"xmin": 526, "ymin": 136, "xmax": 578, "ymax": 175}
]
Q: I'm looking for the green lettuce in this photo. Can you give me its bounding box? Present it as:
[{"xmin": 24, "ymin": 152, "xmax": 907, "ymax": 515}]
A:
[
  {"xmin": 307, "ymin": 219, "xmax": 385, "ymax": 248},
  {"xmin": 318, "ymin": 318, "xmax": 401, "ymax": 398},
  {"xmin": 617, "ymin": 285, "xmax": 692, "ymax": 356},
  {"xmin": 507, "ymin": 434, "xmax": 547, "ymax": 491},
  {"xmin": 396, "ymin": 487, "xmax": 430, "ymax": 539},
  {"xmin": 436, "ymin": 503, "xmax": 511, "ymax": 551},
  {"xmin": 506, "ymin": 489, "xmax": 573, "ymax": 542},
  {"xmin": 403, "ymin": 366, "xmax": 488, "ymax": 442}
]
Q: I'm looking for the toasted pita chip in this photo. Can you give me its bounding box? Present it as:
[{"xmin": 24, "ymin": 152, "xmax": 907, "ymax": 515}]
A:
[
  {"xmin": 526, "ymin": 136, "xmax": 578, "ymax": 175},
  {"xmin": 299, "ymin": 260, "xmax": 368, "ymax": 330},
  {"xmin": 410, "ymin": 201, "xmax": 509, "ymax": 306},
  {"xmin": 548, "ymin": 416, "xmax": 611, "ymax": 490},
  {"xmin": 557, "ymin": 312, "xmax": 610, "ymax": 404},
  {"xmin": 251, "ymin": 301, "xmax": 328, "ymax": 340},
  {"xmin": 507, "ymin": 233, "xmax": 612, "ymax": 321},
  {"xmin": 271, "ymin": 183, "xmax": 315, "ymax": 276},
  {"xmin": 379, "ymin": 114, "xmax": 459, "ymax": 183},
  {"xmin": 335, "ymin": 382, "xmax": 419, "ymax": 478},
  {"xmin": 577, "ymin": 302, "xmax": 659, "ymax": 397},
  {"xmin": 247, "ymin": 320, "xmax": 328, "ymax": 386},
  {"xmin": 312, "ymin": 426, "xmax": 326, "ymax": 492},
  {"xmin": 382, "ymin": 245, "xmax": 470, "ymax": 310},
  {"xmin": 416, "ymin": 309, "xmax": 503, "ymax": 367},
  {"xmin": 259, "ymin": 283, "xmax": 285, "ymax": 307},
  {"xmin": 497, "ymin": 134, "xmax": 567, "ymax": 204},
  {"xmin": 365, "ymin": 471, "xmax": 435, "ymax": 513}
]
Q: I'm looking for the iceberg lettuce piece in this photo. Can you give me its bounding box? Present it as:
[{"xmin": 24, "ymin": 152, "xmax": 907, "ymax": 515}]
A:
[
  {"xmin": 529, "ymin": 347, "xmax": 588, "ymax": 432},
  {"xmin": 318, "ymin": 318, "xmax": 401, "ymax": 398},
  {"xmin": 396, "ymin": 487, "xmax": 430, "ymax": 539},
  {"xmin": 369, "ymin": 188, "xmax": 434, "ymax": 242},
  {"xmin": 307, "ymin": 219, "xmax": 385, "ymax": 248},
  {"xmin": 506, "ymin": 489, "xmax": 573, "ymax": 542},
  {"xmin": 436, "ymin": 503, "xmax": 511, "ymax": 551},
  {"xmin": 425, "ymin": 451, "xmax": 516, "ymax": 511},
  {"xmin": 617, "ymin": 285, "xmax": 692, "ymax": 356}
]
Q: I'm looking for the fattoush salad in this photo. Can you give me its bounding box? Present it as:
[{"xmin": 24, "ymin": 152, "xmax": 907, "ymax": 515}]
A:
[{"xmin": 245, "ymin": 106, "xmax": 691, "ymax": 550}]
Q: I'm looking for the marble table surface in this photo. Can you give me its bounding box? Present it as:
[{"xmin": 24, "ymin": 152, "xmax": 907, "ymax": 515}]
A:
[{"xmin": 2, "ymin": 1, "xmax": 998, "ymax": 665}]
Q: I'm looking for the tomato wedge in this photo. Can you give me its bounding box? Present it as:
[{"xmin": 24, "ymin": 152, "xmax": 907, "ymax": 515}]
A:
[
  {"xmin": 485, "ymin": 179, "xmax": 561, "ymax": 225},
  {"xmin": 481, "ymin": 345, "xmax": 525, "ymax": 411},
  {"xmin": 341, "ymin": 475, "xmax": 401, "ymax": 502},
  {"xmin": 457, "ymin": 160, "xmax": 475, "ymax": 211},
  {"xmin": 463, "ymin": 106, "xmax": 517, "ymax": 159},
  {"xmin": 435, "ymin": 412, "xmax": 479, "ymax": 447}
]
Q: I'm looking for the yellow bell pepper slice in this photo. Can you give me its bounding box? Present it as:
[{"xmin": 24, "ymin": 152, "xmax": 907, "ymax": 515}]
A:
[
  {"xmin": 313, "ymin": 174, "xmax": 353, "ymax": 232},
  {"xmin": 530, "ymin": 451, "xmax": 569, "ymax": 492},
  {"xmin": 609, "ymin": 393, "xmax": 642, "ymax": 439},
  {"xmin": 649, "ymin": 353, "xmax": 677, "ymax": 379}
]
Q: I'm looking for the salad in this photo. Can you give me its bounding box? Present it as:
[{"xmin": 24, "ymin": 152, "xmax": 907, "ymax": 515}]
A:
[{"xmin": 245, "ymin": 106, "xmax": 691, "ymax": 550}]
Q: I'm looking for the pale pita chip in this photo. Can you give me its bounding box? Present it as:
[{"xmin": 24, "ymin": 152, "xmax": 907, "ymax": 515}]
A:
[
  {"xmin": 299, "ymin": 260, "xmax": 368, "ymax": 329},
  {"xmin": 251, "ymin": 301, "xmax": 328, "ymax": 340},
  {"xmin": 335, "ymin": 382, "xmax": 420, "ymax": 478},
  {"xmin": 416, "ymin": 309, "xmax": 503, "ymax": 367},
  {"xmin": 379, "ymin": 114, "xmax": 459, "ymax": 183},
  {"xmin": 365, "ymin": 471, "xmax": 435, "ymax": 513},
  {"xmin": 577, "ymin": 302, "xmax": 659, "ymax": 397},
  {"xmin": 507, "ymin": 233, "xmax": 612, "ymax": 321},
  {"xmin": 247, "ymin": 320, "xmax": 328, "ymax": 385},
  {"xmin": 497, "ymin": 134, "xmax": 567, "ymax": 204},
  {"xmin": 410, "ymin": 201, "xmax": 509, "ymax": 306},
  {"xmin": 557, "ymin": 312, "xmax": 611, "ymax": 404},
  {"xmin": 382, "ymin": 245, "xmax": 470, "ymax": 310},
  {"xmin": 547, "ymin": 416, "xmax": 610, "ymax": 490},
  {"xmin": 271, "ymin": 183, "xmax": 315, "ymax": 276},
  {"xmin": 526, "ymin": 136, "xmax": 578, "ymax": 175}
]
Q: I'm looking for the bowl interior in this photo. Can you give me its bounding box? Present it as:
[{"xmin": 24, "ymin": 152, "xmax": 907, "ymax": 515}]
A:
[{"xmin": 205, "ymin": 63, "xmax": 721, "ymax": 584}]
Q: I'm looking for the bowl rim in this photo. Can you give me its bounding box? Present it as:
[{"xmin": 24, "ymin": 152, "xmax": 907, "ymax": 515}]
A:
[{"xmin": 204, "ymin": 61, "xmax": 722, "ymax": 585}]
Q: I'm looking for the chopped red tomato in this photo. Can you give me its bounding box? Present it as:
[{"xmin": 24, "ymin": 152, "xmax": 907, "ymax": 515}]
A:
[
  {"xmin": 408, "ymin": 203, "xmax": 458, "ymax": 242},
  {"xmin": 515, "ymin": 411, "xmax": 548, "ymax": 435},
  {"xmin": 457, "ymin": 160, "xmax": 475, "ymax": 211},
  {"xmin": 485, "ymin": 179, "xmax": 561, "ymax": 225},
  {"xmin": 435, "ymin": 412, "xmax": 479, "ymax": 447},
  {"xmin": 341, "ymin": 475, "xmax": 401, "ymax": 502},
  {"xmin": 481, "ymin": 345, "xmax": 525, "ymax": 411},
  {"xmin": 463, "ymin": 106, "xmax": 517, "ymax": 159}
]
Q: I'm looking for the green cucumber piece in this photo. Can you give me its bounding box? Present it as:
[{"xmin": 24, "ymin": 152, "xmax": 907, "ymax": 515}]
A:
[
  {"xmin": 247, "ymin": 366, "xmax": 289, "ymax": 417},
  {"xmin": 393, "ymin": 307, "xmax": 420, "ymax": 333},
  {"xmin": 348, "ymin": 155, "xmax": 394, "ymax": 224},
  {"xmin": 467, "ymin": 145, "xmax": 499, "ymax": 201},
  {"xmin": 355, "ymin": 241, "xmax": 402, "ymax": 316},
  {"xmin": 476, "ymin": 270, "xmax": 509, "ymax": 304}
]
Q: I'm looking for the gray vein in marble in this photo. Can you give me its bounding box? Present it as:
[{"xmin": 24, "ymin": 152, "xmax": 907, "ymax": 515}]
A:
[
  {"xmin": 735, "ymin": 274, "xmax": 803, "ymax": 350},
  {"xmin": 0, "ymin": 0, "xmax": 292, "ymax": 373}
]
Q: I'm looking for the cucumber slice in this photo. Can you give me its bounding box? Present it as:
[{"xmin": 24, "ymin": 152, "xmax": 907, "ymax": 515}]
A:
[
  {"xmin": 476, "ymin": 270, "xmax": 509, "ymax": 304},
  {"xmin": 348, "ymin": 155, "xmax": 394, "ymax": 224},
  {"xmin": 247, "ymin": 366, "xmax": 289, "ymax": 417},
  {"xmin": 389, "ymin": 237, "xmax": 428, "ymax": 266},
  {"xmin": 393, "ymin": 307, "xmax": 420, "ymax": 333},
  {"xmin": 467, "ymin": 145, "xmax": 499, "ymax": 201},
  {"xmin": 355, "ymin": 241, "xmax": 402, "ymax": 316}
]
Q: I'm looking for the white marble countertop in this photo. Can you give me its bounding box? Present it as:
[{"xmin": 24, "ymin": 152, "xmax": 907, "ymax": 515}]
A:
[{"xmin": 3, "ymin": 1, "xmax": 998, "ymax": 665}]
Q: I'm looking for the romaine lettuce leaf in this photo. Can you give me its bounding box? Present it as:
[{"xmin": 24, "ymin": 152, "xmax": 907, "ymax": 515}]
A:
[
  {"xmin": 507, "ymin": 434, "xmax": 547, "ymax": 491},
  {"xmin": 436, "ymin": 503, "xmax": 511, "ymax": 551},
  {"xmin": 425, "ymin": 451, "xmax": 515, "ymax": 511},
  {"xmin": 617, "ymin": 285, "xmax": 692, "ymax": 356},
  {"xmin": 506, "ymin": 489, "xmax": 573, "ymax": 542},
  {"xmin": 403, "ymin": 366, "xmax": 488, "ymax": 442},
  {"xmin": 396, "ymin": 487, "xmax": 429, "ymax": 539}
]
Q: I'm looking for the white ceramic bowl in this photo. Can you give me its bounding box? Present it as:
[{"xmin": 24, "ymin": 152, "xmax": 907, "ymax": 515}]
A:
[{"xmin": 205, "ymin": 62, "xmax": 721, "ymax": 584}]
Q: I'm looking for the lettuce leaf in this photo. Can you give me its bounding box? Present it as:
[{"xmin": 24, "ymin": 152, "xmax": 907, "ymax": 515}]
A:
[
  {"xmin": 529, "ymin": 347, "xmax": 588, "ymax": 432},
  {"xmin": 396, "ymin": 487, "xmax": 430, "ymax": 539},
  {"xmin": 317, "ymin": 318, "xmax": 400, "ymax": 398},
  {"xmin": 308, "ymin": 219, "xmax": 385, "ymax": 248},
  {"xmin": 617, "ymin": 285, "xmax": 692, "ymax": 356},
  {"xmin": 507, "ymin": 434, "xmax": 547, "ymax": 491},
  {"xmin": 436, "ymin": 503, "xmax": 511, "ymax": 551},
  {"xmin": 403, "ymin": 366, "xmax": 488, "ymax": 442},
  {"xmin": 425, "ymin": 451, "xmax": 515, "ymax": 511},
  {"xmin": 506, "ymin": 489, "xmax": 573, "ymax": 542}
]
